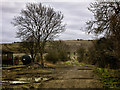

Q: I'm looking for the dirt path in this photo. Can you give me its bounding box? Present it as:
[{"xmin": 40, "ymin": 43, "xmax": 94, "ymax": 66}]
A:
[
  {"xmin": 40, "ymin": 65, "xmax": 102, "ymax": 88},
  {"xmin": 2, "ymin": 64, "xmax": 103, "ymax": 89}
]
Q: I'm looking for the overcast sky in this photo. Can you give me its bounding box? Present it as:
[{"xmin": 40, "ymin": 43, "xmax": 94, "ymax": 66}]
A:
[{"xmin": 0, "ymin": 0, "xmax": 96, "ymax": 43}]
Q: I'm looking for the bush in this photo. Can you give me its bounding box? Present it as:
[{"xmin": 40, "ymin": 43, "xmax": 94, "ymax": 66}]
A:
[
  {"xmin": 45, "ymin": 50, "xmax": 59, "ymax": 64},
  {"xmin": 87, "ymin": 46, "xmax": 119, "ymax": 68},
  {"xmin": 86, "ymin": 47, "xmax": 97, "ymax": 65},
  {"xmin": 45, "ymin": 41, "xmax": 69, "ymax": 64},
  {"xmin": 45, "ymin": 50, "xmax": 68, "ymax": 64},
  {"xmin": 59, "ymin": 51, "xmax": 68, "ymax": 61},
  {"xmin": 86, "ymin": 38, "xmax": 120, "ymax": 69},
  {"xmin": 77, "ymin": 47, "xmax": 86, "ymax": 62}
]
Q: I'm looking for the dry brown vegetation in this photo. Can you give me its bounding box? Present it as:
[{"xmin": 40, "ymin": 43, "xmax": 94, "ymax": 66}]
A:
[{"xmin": 1, "ymin": 40, "xmax": 93, "ymax": 54}]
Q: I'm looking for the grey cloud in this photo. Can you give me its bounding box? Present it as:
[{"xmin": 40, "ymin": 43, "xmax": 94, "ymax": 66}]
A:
[
  {"xmin": 57, "ymin": 28, "xmax": 93, "ymax": 40},
  {"xmin": 1, "ymin": 1, "xmax": 94, "ymax": 43},
  {"xmin": 2, "ymin": 2, "xmax": 25, "ymax": 14},
  {"xmin": 57, "ymin": 32, "xmax": 93, "ymax": 40},
  {"xmin": 2, "ymin": 28, "xmax": 20, "ymax": 43},
  {"xmin": 46, "ymin": 2, "xmax": 93, "ymax": 31}
]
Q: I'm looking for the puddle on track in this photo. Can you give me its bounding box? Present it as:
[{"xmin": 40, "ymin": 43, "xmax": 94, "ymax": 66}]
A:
[
  {"xmin": 2, "ymin": 77, "xmax": 52, "ymax": 85},
  {"xmin": 2, "ymin": 81, "xmax": 29, "ymax": 85},
  {"xmin": 10, "ymin": 81, "xmax": 30, "ymax": 84},
  {"xmin": 17, "ymin": 77, "xmax": 49, "ymax": 82}
]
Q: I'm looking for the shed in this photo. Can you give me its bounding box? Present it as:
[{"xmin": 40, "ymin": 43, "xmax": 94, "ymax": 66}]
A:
[{"xmin": 2, "ymin": 50, "xmax": 13, "ymax": 65}]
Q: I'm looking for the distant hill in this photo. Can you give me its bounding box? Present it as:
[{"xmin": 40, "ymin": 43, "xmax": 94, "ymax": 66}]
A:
[{"xmin": 0, "ymin": 40, "xmax": 94, "ymax": 53}]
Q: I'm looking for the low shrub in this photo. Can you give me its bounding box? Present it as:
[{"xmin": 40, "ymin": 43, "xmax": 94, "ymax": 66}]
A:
[
  {"xmin": 86, "ymin": 38, "xmax": 120, "ymax": 69},
  {"xmin": 65, "ymin": 60, "xmax": 80, "ymax": 65},
  {"xmin": 45, "ymin": 50, "xmax": 59, "ymax": 64},
  {"xmin": 45, "ymin": 41, "xmax": 69, "ymax": 64},
  {"xmin": 77, "ymin": 47, "xmax": 86, "ymax": 62}
]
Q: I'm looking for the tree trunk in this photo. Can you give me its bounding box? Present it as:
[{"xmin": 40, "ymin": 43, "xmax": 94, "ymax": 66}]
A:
[
  {"xmin": 31, "ymin": 54, "xmax": 35, "ymax": 63},
  {"xmin": 40, "ymin": 41, "xmax": 46, "ymax": 67},
  {"xmin": 40, "ymin": 53, "xmax": 44, "ymax": 67}
]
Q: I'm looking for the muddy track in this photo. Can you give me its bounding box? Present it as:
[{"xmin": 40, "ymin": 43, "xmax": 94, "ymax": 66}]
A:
[
  {"xmin": 2, "ymin": 65, "xmax": 103, "ymax": 89},
  {"xmin": 40, "ymin": 66, "xmax": 103, "ymax": 88}
]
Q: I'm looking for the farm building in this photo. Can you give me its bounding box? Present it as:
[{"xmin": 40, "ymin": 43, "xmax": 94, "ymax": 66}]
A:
[
  {"xmin": 2, "ymin": 50, "xmax": 13, "ymax": 65},
  {"xmin": 1, "ymin": 44, "xmax": 25, "ymax": 65}
]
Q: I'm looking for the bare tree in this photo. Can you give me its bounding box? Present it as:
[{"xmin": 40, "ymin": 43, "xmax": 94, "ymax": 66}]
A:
[
  {"xmin": 86, "ymin": 1, "xmax": 120, "ymax": 58},
  {"xmin": 12, "ymin": 3, "xmax": 65, "ymax": 66},
  {"xmin": 20, "ymin": 36, "xmax": 38, "ymax": 63},
  {"xmin": 86, "ymin": 1, "xmax": 120, "ymax": 35}
]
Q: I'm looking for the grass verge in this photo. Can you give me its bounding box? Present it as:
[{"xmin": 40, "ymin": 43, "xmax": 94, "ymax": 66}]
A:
[{"xmin": 94, "ymin": 68, "xmax": 120, "ymax": 89}]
